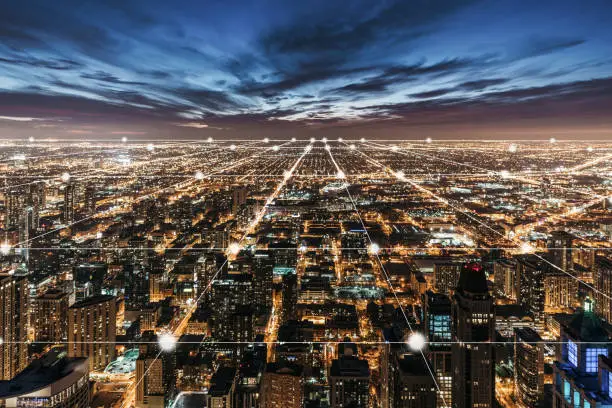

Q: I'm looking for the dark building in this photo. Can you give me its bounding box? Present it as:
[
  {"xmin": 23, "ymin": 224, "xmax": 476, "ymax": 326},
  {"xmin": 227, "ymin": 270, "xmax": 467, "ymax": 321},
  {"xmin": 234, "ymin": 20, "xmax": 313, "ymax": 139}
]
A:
[
  {"xmin": 547, "ymin": 231, "xmax": 574, "ymax": 272},
  {"xmin": 392, "ymin": 353, "xmax": 437, "ymax": 408},
  {"xmin": 63, "ymin": 182, "xmax": 75, "ymax": 224},
  {"xmin": 514, "ymin": 327, "xmax": 544, "ymax": 407},
  {"xmin": 329, "ymin": 350, "xmax": 370, "ymax": 408},
  {"xmin": 594, "ymin": 256, "xmax": 612, "ymax": 322},
  {"xmin": 423, "ymin": 290, "xmax": 452, "ymax": 407},
  {"xmin": 433, "ymin": 262, "xmax": 462, "ymax": 295},
  {"xmin": 451, "ymin": 263, "xmax": 495, "ymax": 408},
  {"xmin": 253, "ymin": 250, "xmax": 274, "ymax": 312},
  {"xmin": 516, "ymin": 254, "xmax": 546, "ymax": 329}
]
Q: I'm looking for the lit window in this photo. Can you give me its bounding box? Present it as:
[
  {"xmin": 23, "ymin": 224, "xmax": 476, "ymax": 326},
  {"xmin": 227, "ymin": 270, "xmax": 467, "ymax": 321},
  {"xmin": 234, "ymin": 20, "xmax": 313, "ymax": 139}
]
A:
[
  {"xmin": 567, "ymin": 339, "xmax": 578, "ymax": 367},
  {"xmin": 585, "ymin": 348, "xmax": 608, "ymax": 373},
  {"xmin": 608, "ymin": 370, "xmax": 612, "ymax": 400}
]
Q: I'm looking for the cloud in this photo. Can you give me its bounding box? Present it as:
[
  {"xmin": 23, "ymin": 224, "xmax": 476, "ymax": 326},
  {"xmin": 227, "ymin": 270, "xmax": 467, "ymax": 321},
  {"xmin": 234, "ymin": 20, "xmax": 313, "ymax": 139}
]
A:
[{"xmin": 175, "ymin": 122, "xmax": 209, "ymax": 129}]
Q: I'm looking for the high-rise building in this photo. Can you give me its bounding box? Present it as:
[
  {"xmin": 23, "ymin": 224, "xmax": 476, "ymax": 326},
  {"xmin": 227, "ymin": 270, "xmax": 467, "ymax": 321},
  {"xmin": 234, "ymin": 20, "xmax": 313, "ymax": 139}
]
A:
[
  {"xmin": 33, "ymin": 289, "xmax": 69, "ymax": 343},
  {"xmin": 210, "ymin": 274, "xmax": 253, "ymax": 340},
  {"xmin": 232, "ymin": 186, "xmax": 247, "ymax": 215},
  {"xmin": 423, "ymin": 290, "xmax": 452, "ymax": 407},
  {"xmin": 594, "ymin": 256, "xmax": 612, "ymax": 322},
  {"xmin": 68, "ymin": 295, "xmax": 116, "ymax": 371},
  {"xmin": 135, "ymin": 332, "xmax": 175, "ymax": 408},
  {"xmin": 493, "ymin": 258, "xmax": 517, "ymax": 300},
  {"xmin": 207, "ymin": 366, "xmax": 237, "ymax": 408},
  {"xmin": 544, "ymin": 271, "xmax": 577, "ymax": 310},
  {"xmin": 0, "ymin": 276, "xmax": 28, "ymax": 380},
  {"xmin": 514, "ymin": 327, "xmax": 545, "ymax": 407},
  {"xmin": 253, "ymin": 250, "xmax": 274, "ymax": 312},
  {"xmin": 5, "ymin": 189, "xmax": 25, "ymax": 229},
  {"xmin": 329, "ymin": 350, "xmax": 370, "ymax": 408},
  {"xmin": 517, "ymin": 255, "xmax": 546, "ymax": 329},
  {"xmin": 552, "ymin": 298, "xmax": 612, "ymax": 407},
  {"xmin": 63, "ymin": 182, "xmax": 75, "ymax": 224},
  {"xmin": 84, "ymin": 185, "xmax": 96, "ymax": 216},
  {"xmin": 0, "ymin": 349, "xmax": 90, "ymax": 408},
  {"xmin": 547, "ymin": 231, "xmax": 574, "ymax": 272},
  {"xmin": 451, "ymin": 263, "xmax": 495, "ymax": 408},
  {"xmin": 260, "ymin": 362, "xmax": 303, "ymax": 408},
  {"xmin": 433, "ymin": 262, "xmax": 462, "ymax": 295},
  {"xmin": 392, "ymin": 353, "xmax": 437, "ymax": 408}
]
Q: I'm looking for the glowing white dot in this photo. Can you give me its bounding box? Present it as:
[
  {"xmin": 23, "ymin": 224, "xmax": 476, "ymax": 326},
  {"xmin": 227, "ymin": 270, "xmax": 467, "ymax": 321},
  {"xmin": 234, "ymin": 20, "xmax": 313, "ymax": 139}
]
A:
[
  {"xmin": 272, "ymin": 145, "xmax": 280, "ymax": 152},
  {"xmin": 28, "ymin": 136, "xmax": 35, "ymax": 143},
  {"xmin": 336, "ymin": 171, "xmax": 346, "ymax": 179},
  {"xmin": 337, "ymin": 137, "xmax": 343, "ymax": 142},
  {"xmin": 299, "ymin": 244, "xmax": 308, "ymax": 253},
  {"xmin": 407, "ymin": 332, "xmax": 426, "ymax": 351},
  {"xmin": 521, "ymin": 242, "xmax": 534, "ymax": 253},
  {"xmin": 61, "ymin": 172, "xmax": 71, "ymax": 182},
  {"xmin": 121, "ymin": 136, "xmax": 128, "ymax": 143},
  {"xmin": 425, "ymin": 137, "xmax": 432, "ymax": 144},
  {"xmin": 194, "ymin": 171, "xmax": 204, "ymax": 180},
  {"xmin": 500, "ymin": 170, "xmax": 510, "ymax": 179},
  {"xmin": 587, "ymin": 146, "xmax": 593, "ymax": 152},
  {"xmin": 158, "ymin": 333, "xmax": 177, "ymax": 352},
  {"xmin": 283, "ymin": 170, "xmax": 291, "ymax": 180},
  {"xmin": 96, "ymin": 232, "xmax": 103, "ymax": 239},
  {"xmin": 395, "ymin": 170, "xmax": 405, "ymax": 179},
  {"xmin": 291, "ymin": 137, "xmax": 296, "ymax": 142},
  {"xmin": 207, "ymin": 137, "xmax": 213, "ymax": 143},
  {"xmin": 508, "ymin": 144, "xmax": 518, "ymax": 153},
  {"xmin": 360, "ymin": 138, "xmax": 366, "ymax": 143},
  {"xmin": 391, "ymin": 145, "xmax": 399, "ymax": 152},
  {"xmin": 263, "ymin": 137, "xmax": 270, "ymax": 143},
  {"xmin": 349, "ymin": 144, "xmax": 356, "ymax": 150},
  {"xmin": 146, "ymin": 143, "xmax": 154, "ymax": 152},
  {"xmin": 230, "ymin": 144, "xmax": 237, "ymax": 151},
  {"xmin": 324, "ymin": 144, "xmax": 331, "ymax": 151},
  {"xmin": 549, "ymin": 137, "xmax": 556, "ymax": 144},
  {"xmin": 322, "ymin": 137, "xmax": 328, "ymax": 143},
  {"xmin": 0, "ymin": 243, "xmax": 11, "ymax": 256},
  {"xmin": 368, "ymin": 243, "xmax": 380, "ymax": 255},
  {"xmin": 310, "ymin": 137, "xmax": 316, "ymax": 143},
  {"xmin": 228, "ymin": 242, "xmax": 242, "ymax": 255}
]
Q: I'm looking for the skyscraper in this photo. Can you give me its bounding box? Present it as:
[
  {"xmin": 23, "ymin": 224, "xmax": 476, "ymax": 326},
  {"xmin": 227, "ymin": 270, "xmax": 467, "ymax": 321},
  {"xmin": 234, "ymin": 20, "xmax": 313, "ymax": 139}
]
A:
[
  {"xmin": 514, "ymin": 327, "xmax": 544, "ymax": 407},
  {"xmin": 392, "ymin": 353, "xmax": 437, "ymax": 408},
  {"xmin": 260, "ymin": 362, "xmax": 303, "ymax": 408},
  {"xmin": 232, "ymin": 186, "xmax": 247, "ymax": 215},
  {"xmin": 253, "ymin": 250, "xmax": 274, "ymax": 312},
  {"xmin": 63, "ymin": 182, "xmax": 75, "ymax": 224},
  {"xmin": 423, "ymin": 290, "xmax": 452, "ymax": 407},
  {"xmin": 68, "ymin": 295, "xmax": 116, "ymax": 371},
  {"xmin": 594, "ymin": 256, "xmax": 612, "ymax": 322},
  {"xmin": 433, "ymin": 262, "xmax": 462, "ymax": 295},
  {"xmin": 33, "ymin": 289, "xmax": 69, "ymax": 343},
  {"xmin": 547, "ymin": 230, "xmax": 574, "ymax": 272},
  {"xmin": 516, "ymin": 255, "xmax": 546, "ymax": 329},
  {"xmin": 329, "ymin": 349, "xmax": 370, "ymax": 408},
  {"xmin": 451, "ymin": 263, "xmax": 495, "ymax": 408},
  {"xmin": 0, "ymin": 276, "xmax": 28, "ymax": 380}
]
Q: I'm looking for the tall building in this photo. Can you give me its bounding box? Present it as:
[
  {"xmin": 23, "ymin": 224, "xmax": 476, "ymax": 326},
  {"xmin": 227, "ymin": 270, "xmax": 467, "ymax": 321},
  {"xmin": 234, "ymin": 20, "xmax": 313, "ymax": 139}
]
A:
[
  {"xmin": 207, "ymin": 366, "xmax": 237, "ymax": 408},
  {"xmin": 423, "ymin": 290, "xmax": 452, "ymax": 407},
  {"xmin": 329, "ymin": 350, "xmax": 370, "ymax": 408},
  {"xmin": 253, "ymin": 250, "xmax": 274, "ymax": 312},
  {"xmin": 5, "ymin": 189, "xmax": 25, "ymax": 229},
  {"xmin": 260, "ymin": 362, "xmax": 303, "ymax": 408},
  {"xmin": 493, "ymin": 258, "xmax": 517, "ymax": 300},
  {"xmin": 0, "ymin": 349, "xmax": 89, "ymax": 408},
  {"xmin": 33, "ymin": 289, "xmax": 69, "ymax": 343},
  {"xmin": 433, "ymin": 262, "xmax": 462, "ymax": 295},
  {"xmin": 135, "ymin": 332, "xmax": 175, "ymax": 408},
  {"xmin": 392, "ymin": 353, "xmax": 437, "ymax": 408},
  {"xmin": 552, "ymin": 298, "xmax": 612, "ymax": 407},
  {"xmin": 63, "ymin": 182, "xmax": 75, "ymax": 224},
  {"xmin": 0, "ymin": 276, "xmax": 28, "ymax": 381},
  {"xmin": 514, "ymin": 327, "xmax": 544, "ymax": 407},
  {"xmin": 281, "ymin": 273, "xmax": 298, "ymax": 323},
  {"xmin": 232, "ymin": 186, "xmax": 247, "ymax": 215},
  {"xmin": 451, "ymin": 263, "xmax": 495, "ymax": 408},
  {"xmin": 544, "ymin": 271, "xmax": 577, "ymax": 310},
  {"xmin": 594, "ymin": 256, "xmax": 612, "ymax": 322},
  {"xmin": 547, "ymin": 231, "xmax": 574, "ymax": 272},
  {"xmin": 517, "ymin": 255, "xmax": 546, "ymax": 329},
  {"xmin": 84, "ymin": 185, "xmax": 96, "ymax": 215},
  {"xmin": 68, "ymin": 295, "xmax": 116, "ymax": 371},
  {"xmin": 210, "ymin": 274, "xmax": 253, "ymax": 341}
]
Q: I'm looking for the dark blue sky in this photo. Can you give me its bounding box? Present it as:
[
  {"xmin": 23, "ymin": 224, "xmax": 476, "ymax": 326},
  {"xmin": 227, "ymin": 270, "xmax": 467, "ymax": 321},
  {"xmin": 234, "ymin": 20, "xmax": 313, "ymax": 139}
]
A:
[{"xmin": 1, "ymin": 0, "xmax": 612, "ymax": 139}]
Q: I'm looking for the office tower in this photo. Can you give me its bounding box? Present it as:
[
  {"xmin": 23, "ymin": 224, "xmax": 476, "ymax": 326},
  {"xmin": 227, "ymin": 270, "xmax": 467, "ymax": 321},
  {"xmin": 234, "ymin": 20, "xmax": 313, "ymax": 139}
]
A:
[
  {"xmin": 210, "ymin": 274, "xmax": 253, "ymax": 340},
  {"xmin": 253, "ymin": 250, "xmax": 274, "ymax": 312},
  {"xmin": 547, "ymin": 231, "xmax": 573, "ymax": 272},
  {"xmin": 136, "ymin": 353, "xmax": 164, "ymax": 407},
  {"xmin": 68, "ymin": 295, "xmax": 116, "ymax": 371},
  {"xmin": 232, "ymin": 186, "xmax": 247, "ymax": 214},
  {"xmin": 260, "ymin": 362, "xmax": 303, "ymax": 408},
  {"xmin": 62, "ymin": 182, "xmax": 75, "ymax": 224},
  {"xmin": 84, "ymin": 185, "xmax": 96, "ymax": 215},
  {"xmin": 195, "ymin": 253, "xmax": 219, "ymax": 298},
  {"xmin": 433, "ymin": 262, "xmax": 461, "ymax": 294},
  {"xmin": 516, "ymin": 254, "xmax": 546, "ymax": 329},
  {"xmin": 514, "ymin": 328, "xmax": 544, "ymax": 407},
  {"xmin": 423, "ymin": 290, "xmax": 452, "ymax": 407},
  {"xmin": 493, "ymin": 258, "xmax": 516, "ymax": 300},
  {"xmin": 0, "ymin": 276, "xmax": 28, "ymax": 380},
  {"xmin": 451, "ymin": 263, "xmax": 495, "ymax": 408},
  {"xmin": 5, "ymin": 189, "xmax": 25, "ymax": 229},
  {"xmin": 392, "ymin": 353, "xmax": 437, "ymax": 408},
  {"xmin": 33, "ymin": 289, "xmax": 69, "ymax": 343},
  {"xmin": 594, "ymin": 256, "xmax": 612, "ymax": 322},
  {"xmin": 544, "ymin": 271, "xmax": 577, "ymax": 310},
  {"xmin": 329, "ymin": 349, "xmax": 370, "ymax": 408},
  {"xmin": 207, "ymin": 366, "xmax": 237, "ymax": 408},
  {"xmin": 234, "ymin": 348, "xmax": 266, "ymax": 408},
  {"xmin": 281, "ymin": 273, "xmax": 298, "ymax": 323},
  {"xmin": 552, "ymin": 298, "xmax": 612, "ymax": 407},
  {"xmin": 124, "ymin": 264, "xmax": 150, "ymax": 310},
  {"xmin": 0, "ymin": 349, "xmax": 90, "ymax": 408}
]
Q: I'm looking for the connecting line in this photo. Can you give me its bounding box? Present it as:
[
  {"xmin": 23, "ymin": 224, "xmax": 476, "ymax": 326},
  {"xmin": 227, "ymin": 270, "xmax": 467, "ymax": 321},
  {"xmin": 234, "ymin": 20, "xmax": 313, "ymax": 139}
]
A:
[
  {"xmin": 366, "ymin": 141, "xmax": 611, "ymax": 202},
  {"xmin": 10, "ymin": 142, "xmax": 270, "ymax": 250},
  {"xmin": 3, "ymin": 340, "xmax": 610, "ymax": 345},
  {"xmin": 350, "ymin": 145, "xmax": 612, "ymax": 303},
  {"xmin": 125, "ymin": 143, "xmax": 313, "ymax": 407},
  {"xmin": 326, "ymin": 143, "xmax": 450, "ymax": 408}
]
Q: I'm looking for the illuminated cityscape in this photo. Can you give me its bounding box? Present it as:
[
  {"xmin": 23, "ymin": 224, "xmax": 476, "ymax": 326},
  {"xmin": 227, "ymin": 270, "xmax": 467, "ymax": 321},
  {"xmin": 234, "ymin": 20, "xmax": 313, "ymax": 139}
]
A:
[{"xmin": 1, "ymin": 1, "xmax": 612, "ymax": 407}]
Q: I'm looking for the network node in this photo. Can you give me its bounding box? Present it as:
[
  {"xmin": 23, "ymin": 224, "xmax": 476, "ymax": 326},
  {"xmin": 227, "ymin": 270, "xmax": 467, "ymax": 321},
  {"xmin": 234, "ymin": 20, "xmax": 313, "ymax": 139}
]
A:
[
  {"xmin": 228, "ymin": 242, "xmax": 242, "ymax": 255},
  {"xmin": 61, "ymin": 172, "xmax": 71, "ymax": 182},
  {"xmin": 425, "ymin": 137, "xmax": 432, "ymax": 144},
  {"xmin": 158, "ymin": 333, "xmax": 177, "ymax": 352},
  {"xmin": 207, "ymin": 137, "xmax": 214, "ymax": 143},
  {"xmin": 121, "ymin": 136, "xmax": 128, "ymax": 143},
  {"xmin": 272, "ymin": 145, "xmax": 280, "ymax": 151},
  {"xmin": 336, "ymin": 170, "xmax": 346, "ymax": 179},
  {"xmin": 230, "ymin": 144, "xmax": 237, "ymax": 151},
  {"xmin": 146, "ymin": 143, "xmax": 155, "ymax": 152},
  {"xmin": 407, "ymin": 332, "xmax": 426, "ymax": 351},
  {"xmin": 263, "ymin": 137, "xmax": 270, "ymax": 143},
  {"xmin": 194, "ymin": 171, "xmax": 205, "ymax": 180},
  {"xmin": 0, "ymin": 243, "xmax": 11, "ymax": 255},
  {"xmin": 368, "ymin": 243, "xmax": 380, "ymax": 255},
  {"xmin": 508, "ymin": 144, "xmax": 518, "ymax": 153},
  {"xmin": 549, "ymin": 137, "xmax": 556, "ymax": 144}
]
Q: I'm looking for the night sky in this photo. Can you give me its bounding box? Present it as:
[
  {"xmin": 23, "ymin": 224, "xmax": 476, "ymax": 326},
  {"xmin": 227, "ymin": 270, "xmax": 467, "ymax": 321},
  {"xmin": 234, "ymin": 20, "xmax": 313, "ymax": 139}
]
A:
[{"xmin": 1, "ymin": 0, "xmax": 612, "ymax": 139}]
